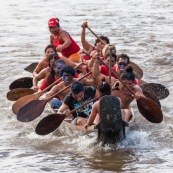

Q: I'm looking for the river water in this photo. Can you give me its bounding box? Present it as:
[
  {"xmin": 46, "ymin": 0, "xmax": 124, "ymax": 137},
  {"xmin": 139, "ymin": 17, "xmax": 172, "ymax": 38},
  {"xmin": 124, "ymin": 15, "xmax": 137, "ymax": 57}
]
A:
[{"xmin": 0, "ymin": 0, "xmax": 173, "ymax": 172}]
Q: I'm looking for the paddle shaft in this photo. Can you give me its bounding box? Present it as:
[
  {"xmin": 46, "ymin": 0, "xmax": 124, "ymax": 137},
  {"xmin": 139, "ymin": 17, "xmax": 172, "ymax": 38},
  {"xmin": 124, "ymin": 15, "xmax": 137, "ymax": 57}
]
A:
[
  {"xmin": 87, "ymin": 26, "xmax": 106, "ymax": 45},
  {"xmin": 41, "ymin": 62, "xmax": 83, "ymax": 93},
  {"xmin": 70, "ymin": 96, "xmax": 99, "ymax": 114},
  {"xmin": 98, "ymin": 57, "xmax": 135, "ymax": 95},
  {"xmin": 46, "ymin": 71, "xmax": 92, "ymax": 100}
]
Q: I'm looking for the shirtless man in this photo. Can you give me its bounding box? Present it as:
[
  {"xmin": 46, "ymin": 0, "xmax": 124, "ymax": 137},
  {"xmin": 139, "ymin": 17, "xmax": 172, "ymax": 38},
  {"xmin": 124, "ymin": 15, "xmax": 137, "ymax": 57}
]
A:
[{"xmin": 111, "ymin": 66, "xmax": 144, "ymax": 122}]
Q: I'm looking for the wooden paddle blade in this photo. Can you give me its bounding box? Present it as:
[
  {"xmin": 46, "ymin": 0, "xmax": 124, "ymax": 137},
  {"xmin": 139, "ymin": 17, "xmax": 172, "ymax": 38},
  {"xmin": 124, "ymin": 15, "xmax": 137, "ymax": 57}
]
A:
[
  {"xmin": 9, "ymin": 77, "xmax": 33, "ymax": 90},
  {"xmin": 129, "ymin": 61, "xmax": 143, "ymax": 79},
  {"xmin": 141, "ymin": 83, "xmax": 169, "ymax": 100},
  {"xmin": 24, "ymin": 62, "xmax": 38, "ymax": 73},
  {"xmin": 12, "ymin": 93, "xmax": 41, "ymax": 115},
  {"xmin": 142, "ymin": 89, "xmax": 161, "ymax": 108},
  {"xmin": 137, "ymin": 96, "xmax": 163, "ymax": 123},
  {"xmin": 17, "ymin": 100, "xmax": 47, "ymax": 122},
  {"xmin": 138, "ymin": 79, "xmax": 147, "ymax": 86},
  {"xmin": 35, "ymin": 113, "xmax": 66, "ymax": 135},
  {"xmin": 7, "ymin": 88, "xmax": 35, "ymax": 101}
]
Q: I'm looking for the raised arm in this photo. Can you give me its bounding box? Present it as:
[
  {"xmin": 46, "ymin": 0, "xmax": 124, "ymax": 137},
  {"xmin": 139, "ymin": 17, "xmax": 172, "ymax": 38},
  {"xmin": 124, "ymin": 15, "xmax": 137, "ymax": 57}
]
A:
[{"xmin": 81, "ymin": 22, "xmax": 93, "ymax": 53}]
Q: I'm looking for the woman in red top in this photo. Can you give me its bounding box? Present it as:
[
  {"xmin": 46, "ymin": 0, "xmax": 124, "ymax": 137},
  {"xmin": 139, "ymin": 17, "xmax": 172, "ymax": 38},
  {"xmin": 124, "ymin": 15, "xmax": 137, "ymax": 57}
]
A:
[{"xmin": 48, "ymin": 18, "xmax": 81, "ymax": 63}]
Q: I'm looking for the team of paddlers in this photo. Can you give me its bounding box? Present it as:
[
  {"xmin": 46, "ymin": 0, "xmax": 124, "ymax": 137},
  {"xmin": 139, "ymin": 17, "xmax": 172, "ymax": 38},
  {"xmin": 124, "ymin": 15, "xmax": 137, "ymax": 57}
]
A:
[{"xmin": 10, "ymin": 18, "xmax": 166, "ymax": 140}]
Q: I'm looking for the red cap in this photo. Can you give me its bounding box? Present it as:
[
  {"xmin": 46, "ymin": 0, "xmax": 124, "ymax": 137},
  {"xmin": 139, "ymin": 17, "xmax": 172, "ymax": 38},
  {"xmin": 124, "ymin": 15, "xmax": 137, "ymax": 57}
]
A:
[{"xmin": 48, "ymin": 18, "xmax": 59, "ymax": 27}]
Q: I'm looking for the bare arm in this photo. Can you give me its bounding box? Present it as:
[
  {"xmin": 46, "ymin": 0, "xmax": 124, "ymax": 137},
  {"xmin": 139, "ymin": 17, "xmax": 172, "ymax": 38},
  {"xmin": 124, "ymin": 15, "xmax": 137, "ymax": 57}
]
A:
[
  {"xmin": 32, "ymin": 68, "xmax": 50, "ymax": 91},
  {"xmin": 56, "ymin": 30, "xmax": 72, "ymax": 52},
  {"xmin": 58, "ymin": 102, "xmax": 69, "ymax": 113},
  {"xmin": 33, "ymin": 60, "xmax": 46, "ymax": 77},
  {"xmin": 81, "ymin": 22, "xmax": 93, "ymax": 53},
  {"xmin": 85, "ymin": 101, "xmax": 99, "ymax": 127}
]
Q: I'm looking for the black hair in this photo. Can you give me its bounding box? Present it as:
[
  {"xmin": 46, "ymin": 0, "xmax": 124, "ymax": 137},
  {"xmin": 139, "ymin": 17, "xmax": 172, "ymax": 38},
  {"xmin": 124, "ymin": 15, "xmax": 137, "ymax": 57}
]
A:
[
  {"xmin": 48, "ymin": 53, "xmax": 59, "ymax": 67},
  {"xmin": 44, "ymin": 44, "xmax": 56, "ymax": 53},
  {"xmin": 56, "ymin": 18, "xmax": 60, "ymax": 27},
  {"xmin": 120, "ymin": 66, "xmax": 135, "ymax": 82},
  {"xmin": 98, "ymin": 77, "xmax": 111, "ymax": 97},
  {"xmin": 104, "ymin": 53, "xmax": 117, "ymax": 62},
  {"xmin": 71, "ymin": 81, "xmax": 84, "ymax": 94},
  {"xmin": 117, "ymin": 54, "xmax": 130, "ymax": 64},
  {"xmin": 60, "ymin": 65, "xmax": 75, "ymax": 77},
  {"xmin": 52, "ymin": 59, "xmax": 66, "ymax": 67},
  {"xmin": 46, "ymin": 59, "xmax": 66, "ymax": 85},
  {"xmin": 94, "ymin": 36, "xmax": 110, "ymax": 46}
]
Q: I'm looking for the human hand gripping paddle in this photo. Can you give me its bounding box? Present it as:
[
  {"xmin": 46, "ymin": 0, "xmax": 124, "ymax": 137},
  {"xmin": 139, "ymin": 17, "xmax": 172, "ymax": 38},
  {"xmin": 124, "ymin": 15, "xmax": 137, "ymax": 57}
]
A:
[
  {"xmin": 12, "ymin": 62, "xmax": 84, "ymax": 115},
  {"xmin": 16, "ymin": 71, "xmax": 92, "ymax": 122},
  {"xmin": 82, "ymin": 49, "xmax": 169, "ymax": 101},
  {"xmin": 86, "ymin": 26, "xmax": 143, "ymax": 79},
  {"xmin": 98, "ymin": 57, "xmax": 163, "ymax": 123},
  {"xmin": 35, "ymin": 96, "xmax": 99, "ymax": 135}
]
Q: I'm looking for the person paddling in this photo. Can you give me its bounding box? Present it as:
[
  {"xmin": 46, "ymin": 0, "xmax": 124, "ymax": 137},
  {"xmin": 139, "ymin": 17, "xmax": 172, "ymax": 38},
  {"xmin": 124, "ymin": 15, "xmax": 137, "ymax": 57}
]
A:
[
  {"xmin": 112, "ymin": 66, "xmax": 144, "ymax": 122},
  {"xmin": 81, "ymin": 21, "xmax": 110, "ymax": 60},
  {"xmin": 58, "ymin": 81, "xmax": 97, "ymax": 125},
  {"xmin": 48, "ymin": 18, "xmax": 81, "ymax": 63},
  {"xmin": 33, "ymin": 44, "xmax": 56, "ymax": 77}
]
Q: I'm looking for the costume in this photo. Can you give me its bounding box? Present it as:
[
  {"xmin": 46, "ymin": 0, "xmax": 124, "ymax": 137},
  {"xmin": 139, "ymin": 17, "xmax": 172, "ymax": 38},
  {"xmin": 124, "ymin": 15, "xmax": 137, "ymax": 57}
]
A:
[{"xmin": 63, "ymin": 86, "xmax": 96, "ymax": 119}]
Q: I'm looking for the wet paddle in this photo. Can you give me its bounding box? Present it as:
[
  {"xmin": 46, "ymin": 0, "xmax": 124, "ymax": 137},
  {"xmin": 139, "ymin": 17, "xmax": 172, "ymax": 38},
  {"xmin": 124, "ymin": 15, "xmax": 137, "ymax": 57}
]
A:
[
  {"xmin": 98, "ymin": 57, "xmax": 163, "ymax": 123},
  {"xmin": 35, "ymin": 96, "xmax": 99, "ymax": 135},
  {"xmin": 7, "ymin": 88, "xmax": 35, "ymax": 101},
  {"xmin": 24, "ymin": 62, "xmax": 38, "ymax": 73},
  {"xmin": 17, "ymin": 71, "xmax": 92, "ymax": 122},
  {"xmin": 86, "ymin": 26, "xmax": 143, "ymax": 79},
  {"xmin": 9, "ymin": 77, "xmax": 33, "ymax": 90},
  {"xmin": 140, "ymin": 83, "xmax": 169, "ymax": 100},
  {"xmin": 12, "ymin": 62, "xmax": 83, "ymax": 115}
]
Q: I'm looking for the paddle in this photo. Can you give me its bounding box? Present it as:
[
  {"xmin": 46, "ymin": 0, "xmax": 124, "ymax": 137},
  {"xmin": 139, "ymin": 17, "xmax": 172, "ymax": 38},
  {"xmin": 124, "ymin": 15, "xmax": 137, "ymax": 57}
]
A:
[
  {"xmin": 35, "ymin": 96, "xmax": 99, "ymax": 135},
  {"xmin": 86, "ymin": 26, "xmax": 143, "ymax": 79},
  {"xmin": 140, "ymin": 83, "xmax": 169, "ymax": 100},
  {"xmin": 9, "ymin": 77, "xmax": 33, "ymax": 90},
  {"xmin": 12, "ymin": 62, "xmax": 83, "ymax": 115},
  {"xmin": 7, "ymin": 88, "xmax": 35, "ymax": 101},
  {"xmin": 17, "ymin": 71, "xmax": 92, "ymax": 122},
  {"xmin": 98, "ymin": 57, "xmax": 163, "ymax": 123},
  {"xmin": 24, "ymin": 62, "xmax": 38, "ymax": 73}
]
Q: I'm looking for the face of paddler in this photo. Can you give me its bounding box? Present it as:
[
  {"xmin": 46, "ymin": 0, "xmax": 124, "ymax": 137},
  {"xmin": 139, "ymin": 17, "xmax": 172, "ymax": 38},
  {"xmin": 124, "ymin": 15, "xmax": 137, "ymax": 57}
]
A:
[
  {"xmin": 122, "ymin": 79, "xmax": 134, "ymax": 91},
  {"xmin": 49, "ymin": 26, "xmax": 59, "ymax": 35},
  {"xmin": 72, "ymin": 91, "xmax": 84, "ymax": 102},
  {"xmin": 105, "ymin": 56, "xmax": 116, "ymax": 67},
  {"xmin": 117, "ymin": 58, "xmax": 128, "ymax": 74},
  {"xmin": 53, "ymin": 63, "xmax": 65, "ymax": 76},
  {"xmin": 95, "ymin": 40, "xmax": 106, "ymax": 52},
  {"xmin": 45, "ymin": 48, "xmax": 56, "ymax": 59},
  {"xmin": 62, "ymin": 72, "xmax": 73, "ymax": 83}
]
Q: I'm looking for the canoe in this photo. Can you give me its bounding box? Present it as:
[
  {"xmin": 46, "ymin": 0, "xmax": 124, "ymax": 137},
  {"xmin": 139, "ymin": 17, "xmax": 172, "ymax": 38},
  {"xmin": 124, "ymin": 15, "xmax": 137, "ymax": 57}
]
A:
[{"xmin": 48, "ymin": 104, "xmax": 135, "ymax": 143}]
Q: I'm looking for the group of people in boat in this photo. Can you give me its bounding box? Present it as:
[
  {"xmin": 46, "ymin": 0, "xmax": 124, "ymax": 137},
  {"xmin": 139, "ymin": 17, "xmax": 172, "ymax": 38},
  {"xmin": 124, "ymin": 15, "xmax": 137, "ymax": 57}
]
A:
[{"xmin": 31, "ymin": 17, "xmax": 145, "ymax": 130}]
